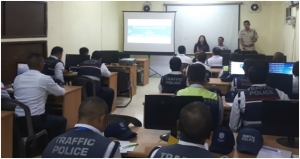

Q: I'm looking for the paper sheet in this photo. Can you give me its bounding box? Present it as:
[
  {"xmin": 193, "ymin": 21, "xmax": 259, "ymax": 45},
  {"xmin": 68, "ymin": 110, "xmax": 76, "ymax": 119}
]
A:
[
  {"xmin": 117, "ymin": 141, "xmax": 137, "ymax": 154},
  {"xmin": 226, "ymin": 103, "xmax": 233, "ymax": 107}
]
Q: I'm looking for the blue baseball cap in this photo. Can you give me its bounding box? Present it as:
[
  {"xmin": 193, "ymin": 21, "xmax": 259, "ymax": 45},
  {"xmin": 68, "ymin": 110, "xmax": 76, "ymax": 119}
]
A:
[
  {"xmin": 104, "ymin": 121, "xmax": 137, "ymax": 140},
  {"xmin": 237, "ymin": 128, "xmax": 264, "ymax": 155},
  {"xmin": 209, "ymin": 126, "xmax": 235, "ymax": 155}
]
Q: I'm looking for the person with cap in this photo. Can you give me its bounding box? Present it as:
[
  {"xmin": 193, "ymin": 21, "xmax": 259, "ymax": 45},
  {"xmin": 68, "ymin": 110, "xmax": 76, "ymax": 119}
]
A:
[
  {"xmin": 209, "ymin": 126, "xmax": 235, "ymax": 155},
  {"xmin": 176, "ymin": 45, "xmax": 192, "ymax": 64},
  {"xmin": 42, "ymin": 97, "xmax": 121, "ymax": 158},
  {"xmin": 158, "ymin": 57, "xmax": 188, "ymax": 93},
  {"xmin": 1, "ymin": 82, "xmax": 10, "ymax": 99},
  {"xmin": 205, "ymin": 47, "xmax": 223, "ymax": 67},
  {"xmin": 236, "ymin": 128, "xmax": 263, "ymax": 155},
  {"xmin": 229, "ymin": 64, "xmax": 289, "ymax": 132},
  {"xmin": 148, "ymin": 101, "xmax": 215, "ymax": 158},
  {"xmin": 104, "ymin": 121, "xmax": 137, "ymax": 140},
  {"xmin": 231, "ymin": 58, "xmax": 256, "ymax": 91},
  {"xmin": 239, "ymin": 20, "xmax": 258, "ymax": 51},
  {"xmin": 292, "ymin": 61, "xmax": 299, "ymax": 93},
  {"xmin": 273, "ymin": 52, "xmax": 286, "ymax": 62},
  {"xmin": 177, "ymin": 64, "xmax": 223, "ymax": 127}
]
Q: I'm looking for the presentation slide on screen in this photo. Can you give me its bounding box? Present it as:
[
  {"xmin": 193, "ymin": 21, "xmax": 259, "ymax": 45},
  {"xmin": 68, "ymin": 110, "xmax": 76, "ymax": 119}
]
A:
[
  {"xmin": 127, "ymin": 19, "xmax": 172, "ymax": 44},
  {"xmin": 231, "ymin": 62, "xmax": 244, "ymax": 75}
]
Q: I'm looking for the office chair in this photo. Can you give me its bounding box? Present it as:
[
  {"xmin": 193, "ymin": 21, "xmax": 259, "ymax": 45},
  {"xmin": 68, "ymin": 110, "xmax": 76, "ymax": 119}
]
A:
[{"xmin": 71, "ymin": 76, "xmax": 98, "ymax": 100}]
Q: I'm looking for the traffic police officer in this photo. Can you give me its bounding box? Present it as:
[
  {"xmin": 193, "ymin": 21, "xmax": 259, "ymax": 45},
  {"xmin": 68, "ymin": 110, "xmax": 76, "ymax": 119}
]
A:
[
  {"xmin": 239, "ymin": 20, "xmax": 258, "ymax": 51},
  {"xmin": 231, "ymin": 59, "xmax": 256, "ymax": 91}
]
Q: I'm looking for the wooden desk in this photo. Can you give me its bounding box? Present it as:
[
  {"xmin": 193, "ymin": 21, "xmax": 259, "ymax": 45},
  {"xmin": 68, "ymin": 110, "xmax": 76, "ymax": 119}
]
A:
[
  {"xmin": 1, "ymin": 111, "xmax": 14, "ymax": 158},
  {"xmin": 136, "ymin": 59, "xmax": 149, "ymax": 86},
  {"xmin": 205, "ymin": 78, "xmax": 231, "ymax": 95},
  {"xmin": 211, "ymin": 68, "xmax": 222, "ymax": 74},
  {"xmin": 121, "ymin": 127, "xmax": 299, "ymax": 158},
  {"xmin": 101, "ymin": 72, "xmax": 118, "ymax": 112},
  {"xmin": 187, "ymin": 52, "xmax": 213, "ymax": 59},
  {"xmin": 107, "ymin": 65, "xmax": 137, "ymax": 96}
]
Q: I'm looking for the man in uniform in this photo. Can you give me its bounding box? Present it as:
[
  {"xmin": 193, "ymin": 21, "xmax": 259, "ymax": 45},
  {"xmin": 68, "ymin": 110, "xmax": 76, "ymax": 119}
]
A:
[
  {"xmin": 239, "ymin": 20, "xmax": 258, "ymax": 51},
  {"xmin": 231, "ymin": 59, "xmax": 256, "ymax": 91}
]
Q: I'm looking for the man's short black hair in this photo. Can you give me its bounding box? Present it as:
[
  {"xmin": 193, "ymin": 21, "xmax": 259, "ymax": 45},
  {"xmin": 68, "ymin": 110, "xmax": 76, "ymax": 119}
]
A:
[
  {"xmin": 230, "ymin": 53, "xmax": 239, "ymax": 61},
  {"xmin": 179, "ymin": 101, "xmax": 212, "ymax": 142},
  {"xmin": 91, "ymin": 51, "xmax": 102, "ymax": 60},
  {"xmin": 197, "ymin": 52, "xmax": 207, "ymax": 63},
  {"xmin": 78, "ymin": 96, "xmax": 108, "ymax": 122},
  {"xmin": 178, "ymin": 45, "xmax": 186, "ymax": 54},
  {"xmin": 218, "ymin": 37, "xmax": 224, "ymax": 41},
  {"xmin": 273, "ymin": 52, "xmax": 285, "ymax": 62},
  {"xmin": 170, "ymin": 57, "xmax": 182, "ymax": 71},
  {"xmin": 248, "ymin": 64, "xmax": 269, "ymax": 84},
  {"xmin": 79, "ymin": 47, "xmax": 89, "ymax": 55},
  {"xmin": 28, "ymin": 53, "xmax": 44, "ymax": 69},
  {"xmin": 51, "ymin": 46, "xmax": 63, "ymax": 55},
  {"xmin": 212, "ymin": 47, "xmax": 221, "ymax": 55},
  {"xmin": 244, "ymin": 20, "xmax": 250, "ymax": 25},
  {"xmin": 187, "ymin": 64, "xmax": 206, "ymax": 82},
  {"xmin": 243, "ymin": 58, "xmax": 256, "ymax": 76},
  {"xmin": 293, "ymin": 61, "xmax": 299, "ymax": 77}
]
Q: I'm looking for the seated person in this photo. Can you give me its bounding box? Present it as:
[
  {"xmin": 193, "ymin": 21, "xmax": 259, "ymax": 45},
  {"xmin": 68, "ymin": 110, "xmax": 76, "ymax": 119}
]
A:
[
  {"xmin": 187, "ymin": 51, "xmax": 211, "ymax": 73},
  {"xmin": 14, "ymin": 53, "xmax": 66, "ymax": 140},
  {"xmin": 293, "ymin": 61, "xmax": 299, "ymax": 93},
  {"xmin": 229, "ymin": 64, "xmax": 289, "ymax": 132},
  {"xmin": 273, "ymin": 52, "xmax": 285, "ymax": 62},
  {"xmin": 218, "ymin": 52, "xmax": 239, "ymax": 78},
  {"xmin": 77, "ymin": 51, "xmax": 114, "ymax": 113},
  {"xmin": 42, "ymin": 46, "xmax": 66, "ymax": 84},
  {"xmin": 149, "ymin": 102, "xmax": 215, "ymax": 158},
  {"xmin": 159, "ymin": 57, "xmax": 187, "ymax": 93},
  {"xmin": 176, "ymin": 45, "xmax": 192, "ymax": 65},
  {"xmin": 79, "ymin": 47, "xmax": 89, "ymax": 55},
  {"xmin": 205, "ymin": 47, "xmax": 223, "ymax": 67},
  {"xmin": 1, "ymin": 82, "xmax": 10, "ymax": 99},
  {"xmin": 231, "ymin": 59, "xmax": 256, "ymax": 91},
  {"xmin": 43, "ymin": 97, "xmax": 121, "ymax": 158},
  {"xmin": 192, "ymin": 52, "xmax": 200, "ymax": 63},
  {"xmin": 176, "ymin": 64, "xmax": 223, "ymax": 126},
  {"xmin": 215, "ymin": 36, "xmax": 229, "ymax": 50}
]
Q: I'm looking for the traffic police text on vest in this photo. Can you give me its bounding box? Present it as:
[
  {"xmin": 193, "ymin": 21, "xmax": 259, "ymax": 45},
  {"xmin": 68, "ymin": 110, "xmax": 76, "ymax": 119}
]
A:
[
  {"xmin": 161, "ymin": 74, "xmax": 187, "ymax": 93},
  {"xmin": 235, "ymin": 76, "xmax": 251, "ymax": 90},
  {"xmin": 43, "ymin": 56, "xmax": 63, "ymax": 76},
  {"xmin": 77, "ymin": 59, "xmax": 102, "ymax": 78}
]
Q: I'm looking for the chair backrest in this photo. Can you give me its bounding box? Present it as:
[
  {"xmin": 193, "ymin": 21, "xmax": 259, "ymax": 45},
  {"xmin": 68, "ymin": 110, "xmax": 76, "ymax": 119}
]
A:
[
  {"xmin": 208, "ymin": 87, "xmax": 222, "ymax": 97},
  {"xmin": 72, "ymin": 76, "xmax": 98, "ymax": 99},
  {"xmin": 108, "ymin": 68, "xmax": 129, "ymax": 92},
  {"xmin": 242, "ymin": 103, "xmax": 263, "ymax": 122},
  {"xmin": 107, "ymin": 114, "xmax": 142, "ymax": 127}
]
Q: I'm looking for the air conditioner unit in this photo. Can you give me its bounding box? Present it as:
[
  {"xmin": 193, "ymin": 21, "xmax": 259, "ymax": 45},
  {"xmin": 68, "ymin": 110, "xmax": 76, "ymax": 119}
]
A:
[{"xmin": 249, "ymin": 2, "xmax": 261, "ymax": 13}]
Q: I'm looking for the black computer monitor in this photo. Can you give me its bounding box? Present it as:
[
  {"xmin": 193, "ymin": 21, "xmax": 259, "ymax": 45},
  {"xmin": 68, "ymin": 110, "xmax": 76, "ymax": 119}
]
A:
[
  {"xmin": 269, "ymin": 62, "xmax": 294, "ymax": 75},
  {"xmin": 220, "ymin": 50, "xmax": 231, "ymax": 54},
  {"xmin": 221, "ymin": 53, "xmax": 231, "ymax": 66},
  {"xmin": 238, "ymin": 51, "xmax": 258, "ymax": 55},
  {"xmin": 119, "ymin": 52, "xmax": 130, "ymax": 59},
  {"xmin": 239, "ymin": 54, "xmax": 265, "ymax": 61},
  {"xmin": 100, "ymin": 50, "xmax": 119, "ymax": 64},
  {"xmin": 65, "ymin": 54, "xmax": 90, "ymax": 70},
  {"xmin": 262, "ymin": 100, "xmax": 299, "ymax": 148},
  {"xmin": 17, "ymin": 63, "xmax": 29, "ymax": 75},
  {"xmin": 265, "ymin": 55, "xmax": 287, "ymax": 63},
  {"xmin": 267, "ymin": 73, "xmax": 293, "ymax": 96}
]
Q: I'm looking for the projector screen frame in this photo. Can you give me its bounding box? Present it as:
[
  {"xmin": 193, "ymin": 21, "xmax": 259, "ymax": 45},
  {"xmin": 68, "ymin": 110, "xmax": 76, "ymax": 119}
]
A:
[
  {"xmin": 122, "ymin": 11, "xmax": 176, "ymax": 56},
  {"xmin": 164, "ymin": 2, "xmax": 242, "ymax": 51}
]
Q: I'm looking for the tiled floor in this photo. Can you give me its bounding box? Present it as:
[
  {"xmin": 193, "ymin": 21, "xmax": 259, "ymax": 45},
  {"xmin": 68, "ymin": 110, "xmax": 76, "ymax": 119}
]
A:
[{"xmin": 112, "ymin": 77, "xmax": 161, "ymax": 124}]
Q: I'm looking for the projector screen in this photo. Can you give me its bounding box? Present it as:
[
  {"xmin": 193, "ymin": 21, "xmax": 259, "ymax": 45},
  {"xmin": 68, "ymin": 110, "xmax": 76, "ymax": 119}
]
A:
[
  {"xmin": 167, "ymin": 4, "xmax": 240, "ymax": 54},
  {"xmin": 123, "ymin": 12, "xmax": 176, "ymax": 54}
]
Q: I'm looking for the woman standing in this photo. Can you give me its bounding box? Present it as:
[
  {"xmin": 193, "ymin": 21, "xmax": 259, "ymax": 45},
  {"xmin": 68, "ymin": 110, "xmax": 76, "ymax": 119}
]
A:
[{"xmin": 194, "ymin": 35, "xmax": 210, "ymax": 53}]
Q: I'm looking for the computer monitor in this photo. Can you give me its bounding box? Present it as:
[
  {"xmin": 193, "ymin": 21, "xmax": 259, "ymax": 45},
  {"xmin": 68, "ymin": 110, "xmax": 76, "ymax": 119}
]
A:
[
  {"xmin": 239, "ymin": 54, "xmax": 265, "ymax": 61},
  {"xmin": 100, "ymin": 50, "xmax": 119, "ymax": 64},
  {"xmin": 269, "ymin": 62, "xmax": 294, "ymax": 74},
  {"xmin": 238, "ymin": 51, "xmax": 258, "ymax": 55},
  {"xmin": 65, "ymin": 54, "xmax": 90, "ymax": 70},
  {"xmin": 265, "ymin": 55, "xmax": 287, "ymax": 63},
  {"xmin": 229, "ymin": 61, "xmax": 244, "ymax": 75},
  {"xmin": 220, "ymin": 50, "xmax": 231, "ymax": 54},
  {"xmin": 17, "ymin": 63, "xmax": 29, "ymax": 75},
  {"xmin": 267, "ymin": 73, "xmax": 293, "ymax": 96},
  {"xmin": 221, "ymin": 53, "xmax": 231, "ymax": 66},
  {"xmin": 262, "ymin": 100, "xmax": 299, "ymax": 148},
  {"xmin": 119, "ymin": 52, "xmax": 130, "ymax": 59}
]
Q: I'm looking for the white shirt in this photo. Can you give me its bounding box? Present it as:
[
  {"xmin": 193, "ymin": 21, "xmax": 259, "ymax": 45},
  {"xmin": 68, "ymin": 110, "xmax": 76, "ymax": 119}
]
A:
[
  {"xmin": 229, "ymin": 84, "xmax": 290, "ymax": 132},
  {"xmin": 50, "ymin": 55, "xmax": 65, "ymax": 83},
  {"xmin": 187, "ymin": 61, "xmax": 212, "ymax": 74},
  {"xmin": 293, "ymin": 76, "xmax": 299, "ymax": 93},
  {"xmin": 176, "ymin": 54, "xmax": 193, "ymax": 64},
  {"xmin": 205, "ymin": 55, "xmax": 223, "ymax": 67},
  {"xmin": 215, "ymin": 44, "xmax": 229, "ymax": 50},
  {"xmin": 1, "ymin": 82, "xmax": 10, "ymax": 99},
  {"xmin": 83, "ymin": 62, "xmax": 111, "ymax": 81},
  {"xmin": 158, "ymin": 71, "xmax": 188, "ymax": 93},
  {"xmin": 13, "ymin": 70, "xmax": 66, "ymax": 116},
  {"xmin": 74, "ymin": 124, "xmax": 121, "ymax": 158},
  {"xmin": 150, "ymin": 140, "xmax": 206, "ymax": 158}
]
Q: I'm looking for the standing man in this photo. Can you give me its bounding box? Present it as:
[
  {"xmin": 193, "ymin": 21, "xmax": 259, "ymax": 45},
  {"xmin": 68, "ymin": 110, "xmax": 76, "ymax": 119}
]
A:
[
  {"xmin": 215, "ymin": 37, "xmax": 229, "ymax": 50},
  {"xmin": 239, "ymin": 20, "xmax": 258, "ymax": 51}
]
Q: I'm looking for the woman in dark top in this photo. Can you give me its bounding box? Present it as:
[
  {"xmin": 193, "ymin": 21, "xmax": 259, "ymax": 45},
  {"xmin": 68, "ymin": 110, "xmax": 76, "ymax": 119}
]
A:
[{"xmin": 194, "ymin": 35, "xmax": 210, "ymax": 53}]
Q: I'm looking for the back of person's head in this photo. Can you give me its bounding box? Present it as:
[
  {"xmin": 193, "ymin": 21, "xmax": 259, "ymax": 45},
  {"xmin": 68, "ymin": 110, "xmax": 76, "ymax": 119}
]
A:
[
  {"xmin": 28, "ymin": 53, "xmax": 44, "ymax": 71},
  {"xmin": 170, "ymin": 57, "xmax": 182, "ymax": 71},
  {"xmin": 179, "ymin": 101, "xmax": 212, "ymax": 143},
  {"xmin": 243, "ymin": 58, "xmax": 256, "ymax": 76},
  {"xmin": 293, "ymin": 61, "xmax": 299, "ymax": 77},
  {"xmin": 212, "ymin": 47, "xmax": 221, "ymax": 55},
  {"xmin": 248, "ymin": 64, "xmax": 269, "ymax": 84},
  {"xmin": 79, "ymin": 47, "xmax": 89, "ymax": 55},
  {"xmin": 273, "ymin": 52, "xmax": 285, "ymax": 62},
  {"xmin": 230, "ymin": 53, "xmax": 239, "ymax": 61},
  {"xmin": 91, "ymin": 51, "xmax": 102, "ymax": 60},
  {"xmin": 187, "ymin": 64, "xmax": 206, "ymax": 83},
  {"xmin": 78, "ymin": 96, "xmax": 108, "ymax": 132},
  {"xmin": 178, "ymin": 45, "xmax": 186, "ymax": 54},
  {"xmin": 197, "ymin": 51, "xmax": 207, "ymax": 63},
  {"xmin": 51, "ymin": 46, "xmax": 63, "ymax": 56}
]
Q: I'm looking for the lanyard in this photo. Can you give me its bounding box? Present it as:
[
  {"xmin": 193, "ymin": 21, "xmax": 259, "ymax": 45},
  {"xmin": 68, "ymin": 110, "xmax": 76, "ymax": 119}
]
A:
[{"xmin": 74, "ymin": 126, "xmax": 94, "ymax": 133}]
